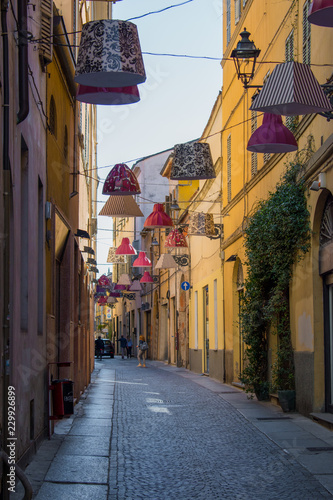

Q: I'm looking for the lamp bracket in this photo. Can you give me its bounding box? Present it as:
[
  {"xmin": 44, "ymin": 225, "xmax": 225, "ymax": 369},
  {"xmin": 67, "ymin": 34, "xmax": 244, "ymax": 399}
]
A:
[{"xmin": 207, "ymin": 224, "xmax": 224, "ymax": 240}]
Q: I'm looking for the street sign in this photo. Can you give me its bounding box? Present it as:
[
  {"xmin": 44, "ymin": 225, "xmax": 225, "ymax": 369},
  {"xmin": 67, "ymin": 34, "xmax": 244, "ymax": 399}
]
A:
[{"xmin": 181, "ymin": 281, "xmax": 190, "ymax": 291}]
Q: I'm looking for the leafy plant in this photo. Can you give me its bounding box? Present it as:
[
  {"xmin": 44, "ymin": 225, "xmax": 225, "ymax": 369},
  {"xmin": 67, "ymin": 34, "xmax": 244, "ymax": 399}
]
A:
[{"xmin": 240, "ymin": 149, "xmax": 312, "ymax": 397}]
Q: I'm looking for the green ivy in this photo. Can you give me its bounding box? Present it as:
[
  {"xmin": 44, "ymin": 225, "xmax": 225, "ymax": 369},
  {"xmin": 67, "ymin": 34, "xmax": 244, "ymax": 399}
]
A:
[{"xmin": 240, "ymin": 149, "xmax": 312, "ymax": 397}]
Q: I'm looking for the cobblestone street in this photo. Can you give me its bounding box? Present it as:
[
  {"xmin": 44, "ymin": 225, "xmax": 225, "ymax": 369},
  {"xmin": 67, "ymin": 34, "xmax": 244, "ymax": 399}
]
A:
[{"xmin": 17, "ymin": 357, "xmax": 333, "ymax": 500}]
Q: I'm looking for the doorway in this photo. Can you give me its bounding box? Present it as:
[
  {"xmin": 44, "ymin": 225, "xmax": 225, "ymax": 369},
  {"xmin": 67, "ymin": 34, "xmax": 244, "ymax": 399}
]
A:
[
  {"xmin": 203, "ymin": 285, "xmax": 209, "ymax": 374},
  {"xmin": 324, "ymin": 278, "xmax": 333, "ymax": 413}
]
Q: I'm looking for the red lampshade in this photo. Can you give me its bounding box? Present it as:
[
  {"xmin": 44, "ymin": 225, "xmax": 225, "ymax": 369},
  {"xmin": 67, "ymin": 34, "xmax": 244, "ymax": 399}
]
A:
[
  {"xmin": 115, "ymin": 238, "xmax": 137, "ymax": 255},
  {"xmin": 308, "ymin": 0, "xmax": 333, "ymax": 27},
  {"xmin": 103, "ymin": 164, "xmax": 141, "ymax": 196},
  {"xmin": 144, "ymin": 204, "xmax": 174, "ymax": 229},
  {"xmin": 140, "ymin": 271, "xmax": 154, "ymax": 283},
  {"xmin": 247, "ymin": 113, "xmax": 298, "ymax": 153},
  {"xmin": 76, "ymin": 85, "xmax": 140, "ymax": 105},
  {"xmin": 98, "ymin": 296, "xmax": 107, "ymax": 305},
  {"xmin": 133, "ymin": 251, "xmax": 152, "ymax": 267},
  {"xmin": 98, "ymin": 275, "xmax": 110, "ymax": 286},
  {"xmin": 165, "ymin": 229, "xmax": 188, "ymax": 248}
]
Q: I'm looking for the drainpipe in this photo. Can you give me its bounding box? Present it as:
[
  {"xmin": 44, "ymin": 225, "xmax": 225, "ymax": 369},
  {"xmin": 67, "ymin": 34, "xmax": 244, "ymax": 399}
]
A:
[
  {"xmin": 2, "ymin": 2, "xmax": 11, "ymax": 498},
  {"xmin": 17, "ymin": 0, "xmax": 29, "ymax": 124}
]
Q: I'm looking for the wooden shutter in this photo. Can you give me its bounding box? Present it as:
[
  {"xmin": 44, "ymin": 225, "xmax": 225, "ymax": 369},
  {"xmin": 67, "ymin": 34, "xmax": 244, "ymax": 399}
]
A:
[
  {"xmin": 227, "ymin": 0, "xmax": 231, "ymax": 44},
  {"xmin": 40, "ymin": 0, "xmax": 53, "ymax": 65},
  {"xmin": 227, "ymin": 134, "xmax": 232, "ymax": 202},
  {"xmin": 303, "ymin": 0, "xmax": 311, "ymax": 65}
]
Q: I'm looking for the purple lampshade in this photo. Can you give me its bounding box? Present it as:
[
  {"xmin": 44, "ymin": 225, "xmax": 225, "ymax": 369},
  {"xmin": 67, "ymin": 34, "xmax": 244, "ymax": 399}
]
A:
[
  {"xmin": 308, "ymin": 0, "xmax": 333, "ymax": 27},
  {"xmin": 76, "ymin": 85, "xmax": 140, "ymax": 105},
  {"xmin": 247, "ymin": 113, "xmax": 298, "ymax": 153}
]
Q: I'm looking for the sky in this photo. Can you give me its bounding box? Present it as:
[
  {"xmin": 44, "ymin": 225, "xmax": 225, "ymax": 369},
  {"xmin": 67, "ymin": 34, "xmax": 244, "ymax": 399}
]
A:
[{"xmin": 96, "ymin": 0, "xmax": 223, "ymax": 274}]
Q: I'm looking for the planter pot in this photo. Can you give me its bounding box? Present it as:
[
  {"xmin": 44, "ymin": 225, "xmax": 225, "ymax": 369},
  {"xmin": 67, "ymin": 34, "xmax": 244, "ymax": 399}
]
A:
[
  {"xmin": 255, "ymin": 384, "xmax": 270, "ymax": 401},
  {"xmin": 278, "ymin": 390, "xmax": 295, "ymax": 412}
]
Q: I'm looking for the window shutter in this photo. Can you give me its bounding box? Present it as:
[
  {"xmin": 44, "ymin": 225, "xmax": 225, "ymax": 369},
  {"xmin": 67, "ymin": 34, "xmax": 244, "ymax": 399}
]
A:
[
  {"xmin": 263, "ymin": 152, "xmax": 271, "ymax": 164},
  {"xmin": 235, "ymin": 0, "xmax": 241, "ymax": 24},
  {"xmin": 285, "ymin": 30, "xmax": 294, "ymax": 62},
  {"xmin": 227, "ymin": 0, "xmax": 231, "ymax": 44},
  {"xmin": 227, "ymin": 135, "xmax": 231, "ymax": 202},
  {"xmin": 251, "ymin": 111, "xmax": 257, "ymax": 176},
  {"xmin": 40, "ymin": 0, "xmax": 53, "ymax": 65},
  {"xmin": 303, "ymin": 0, "xmax": 311, "ymax": 65}
]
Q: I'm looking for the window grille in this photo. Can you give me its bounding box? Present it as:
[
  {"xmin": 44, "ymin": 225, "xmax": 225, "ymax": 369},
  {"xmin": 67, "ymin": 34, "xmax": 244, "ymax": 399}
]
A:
[
  {"xmin": 49, "ymin": 96, "xmax": 57, "ymax": 137},
  {"xmin": 227, "ymin": 134, "xmax": 231, "ymax": 202},
  {"xmin": 303, "ymin": 0, "xmax": 311, "ymax": 65}
]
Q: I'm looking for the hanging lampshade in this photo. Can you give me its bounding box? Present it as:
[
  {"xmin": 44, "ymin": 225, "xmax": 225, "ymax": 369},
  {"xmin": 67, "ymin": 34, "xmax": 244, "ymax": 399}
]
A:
[
  {"xmin": 103, "ymin": 164, "xmax": 141, "ymax": 196},
  {"xmin": 98, "ymin": 275, "xmax": 110, "ymax": 286},
  {"xmin": 76, "ymin": 84, "xmax": 140, "ymax": 105},
  {"xmin": 140, "ymin": 271, "xmax": 154, "ymax": 283},
  {"xmin": 98, "ymin": 296, "xmax": 108, "ymax": 305},
  {"xmin": 114, "ymin": 283, "xmax": 127, "ymax": 291},
  {"xmin": 247, "ymin": 113, "xmax": 298, "ymax": 153},
  {"xmin": 170, "ymin": 142, "xmax": 216, "ymax": 180},
  {"xmin": 107, "ymin": 296, "xmax": 118, "ymax": 304},
  {"xmin": 144, "ymin": 204, "xmax": 173, "ymax": 229},
  {"xmin": 308, "ymin": 0, "xmax": 333, "ymax": 27},
  {"xmin": 188, "ymin": 213, "xmax": 215, "ymax": 237},
  {"xmin": 107, "ymin": 247, "xmax": 125, "ymax": 264},
  {"xmin": 99, "ymin": 196, "xmax": 143, "ymax": 217},
  {"xmin": 117, "ymin": 274, "xmax": 132, "ymax": 285},
  {"xmin": 250, "ymin": 61, "xmax": 332, "ymax": 116},
  {"xmin": 165, "ymin": 229, "xmax": 188, "ymax": 248},
  {"xmin": 74, "ymin": 19, "xmax": 146, "ymax": 87},
  {"xmin": 115, "ymin": 238, "xmax": 137, "ymax": 255},
  {"xmin": 133, "ymin": 251, "xmax": 152, "ymax": 267},
  {"xmin": 155, "ymin": 253, "xmax": 177, "ymax": 269},
  {"xmin": 129, "ymin": 280, "xmax": 142, "ymax": 291}
]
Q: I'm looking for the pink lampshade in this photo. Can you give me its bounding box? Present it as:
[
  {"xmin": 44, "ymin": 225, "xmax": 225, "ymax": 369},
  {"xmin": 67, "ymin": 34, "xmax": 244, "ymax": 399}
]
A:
[
  {"xmin": 144, "ymin": 204, "xmax": 174, "ymax": 229},
  {"xmin": 133, "ymin": 251, "xmax": 152, "ymax": 267},
  {"xmin": 308, "ymin": 0, "xmax": 333, "ymax": 27},
  {"xmin": 76, "ymin": 85, "xmax": 140, "ymax": 105},
  {"xmin": 247, "ymin": 113, "xmax": 298, "ymax": 153},
  {"xmin": 115, "ymin": 238, "xmax": 137, "ymax": 255},
  {"xmin": 103, "ymin": 164, "xmax": 141, "ymax": 196},
  {"xmin": 117, "ymin": 274, "xmax": 132, "ymax": 285},
  {"xmin": 165, "ymin": 229, "xmax": 188, "ymax": 248},
  {"xmin": 140, "ymin": 271, "xmax": 154, "ymax": 283},
  {"xmin": 129, "ymin": 280, "xmax": 142, "ymax": 291},
  {"xmin": 98, "ymin": 275, "xmax": 110, "ymax": 286}
]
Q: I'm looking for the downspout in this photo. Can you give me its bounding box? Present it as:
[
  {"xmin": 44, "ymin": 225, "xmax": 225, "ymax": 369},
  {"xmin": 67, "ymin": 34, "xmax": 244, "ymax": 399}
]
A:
[
  {"xmin": 17, "ymin": 0, "xmax": 29, "ymax": 124},
  {"xmin": 2, "ymin": 2, "xmax": 11, "ymax": 499}
]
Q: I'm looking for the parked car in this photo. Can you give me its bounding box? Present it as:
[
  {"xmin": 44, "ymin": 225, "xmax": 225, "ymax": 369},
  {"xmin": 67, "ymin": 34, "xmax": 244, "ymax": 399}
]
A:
[{"xmin": 95, "ymin": 338, "xmax": 114, "ymax": 358}]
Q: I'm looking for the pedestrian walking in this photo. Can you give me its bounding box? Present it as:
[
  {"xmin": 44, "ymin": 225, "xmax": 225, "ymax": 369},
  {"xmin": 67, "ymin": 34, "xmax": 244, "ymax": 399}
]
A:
[
  {"xmin": 137, "ymin": 335, "xmax": 148, "ymax": 367},
  {"xmin": 117, "ymin": 334, "xmax": 128, "ymax": 359},
  {"xmin": 95, "ymin": 336, "xmax": 104, "ymax": 361},
  {"xmin": 126, "ymin": 336, "xmax": 133, "ymax": 358}
]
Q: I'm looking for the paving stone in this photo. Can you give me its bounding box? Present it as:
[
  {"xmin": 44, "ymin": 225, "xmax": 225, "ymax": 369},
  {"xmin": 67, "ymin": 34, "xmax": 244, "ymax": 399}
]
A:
[
  {"xmin": 35, "ymin": 482, "xmax": 108, "ymax": 500},
  {"xmin": 45, "ymin": 455, "xmax": 109, "ymax": 483}
]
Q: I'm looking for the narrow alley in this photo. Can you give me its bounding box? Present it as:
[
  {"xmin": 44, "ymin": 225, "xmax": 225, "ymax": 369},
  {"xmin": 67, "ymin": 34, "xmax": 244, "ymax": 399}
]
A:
[{"xmin": 15, "ymin": 357, "xmax": 333, "ymax": 500}]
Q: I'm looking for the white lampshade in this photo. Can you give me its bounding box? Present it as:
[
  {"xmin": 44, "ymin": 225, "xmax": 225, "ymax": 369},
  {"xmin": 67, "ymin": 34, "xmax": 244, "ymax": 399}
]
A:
[
  {"xmin": 155, "ymin": 254, "xmax": 177, "ymax": 269},
  {"xmin": 117, "ymin": 274, "xmax": 132, "ymax": 286}
]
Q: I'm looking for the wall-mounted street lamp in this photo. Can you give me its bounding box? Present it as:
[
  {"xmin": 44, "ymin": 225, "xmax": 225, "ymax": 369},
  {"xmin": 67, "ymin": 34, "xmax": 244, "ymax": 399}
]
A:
[{"xmin": 231, "ymin": 28, "xmax": 261, "ymax": 89}]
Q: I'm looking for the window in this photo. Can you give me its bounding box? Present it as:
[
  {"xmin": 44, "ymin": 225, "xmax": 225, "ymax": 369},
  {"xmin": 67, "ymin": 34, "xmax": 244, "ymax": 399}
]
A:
[
  {"xmin": 227, "ymin": 134, "xmax": 231, "ymax": 202},
  {"xmin": 235, "ymin": 0, "xmax": 241, "ymax": 24},
  {"xmin": 64, "ymin": 125, "xmax": 68, "ymax": 160},
  {"xmin": 49, "ymin": 96, "xmax": 57, "ymax": 138},
  {"xmin": 227, "ymin": 0, "xmax": 231, "ymax": 44},
  {"xmin": 303, "ymin": 0, "xmax": 311, "ymax": 65},
  {"xmin": 251, "ymin": 111, "xmax": 257, "ymax": 176}
]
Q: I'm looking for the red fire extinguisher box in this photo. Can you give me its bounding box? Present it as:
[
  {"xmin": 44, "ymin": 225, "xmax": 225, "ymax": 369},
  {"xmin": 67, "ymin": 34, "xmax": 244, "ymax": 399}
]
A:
[{"xmin": 52, "ymin": 379, "xmax": 74, "ymax": 416}]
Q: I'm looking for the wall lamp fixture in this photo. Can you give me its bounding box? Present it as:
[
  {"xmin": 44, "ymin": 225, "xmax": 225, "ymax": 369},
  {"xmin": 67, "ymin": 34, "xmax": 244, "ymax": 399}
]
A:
[{"xmin": 231, "ymin": 28, "xmax": 261, "ymax": 89}]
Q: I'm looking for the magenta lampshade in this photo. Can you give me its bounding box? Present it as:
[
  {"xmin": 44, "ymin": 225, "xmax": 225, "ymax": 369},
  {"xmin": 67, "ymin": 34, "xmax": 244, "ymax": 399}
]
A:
[
  {"xmin": 308, "ymin": 0, "xmax": 333, "ymax": 27},
  {"xmin": 133, "ymin": 251, "xmax": 152, "ymax": 267},
  {"xmin": 103, "ymin": 164, "xmax": 141, "ymax": 196},
  {"xmin": 247, "ymin": 113, "xmax": 298, "ymax": 153},
  {"xmin": 114, "ymin": 283, "xmax": 127, "ymax": 291},
  {"xmin": 110, "ymin": 291, "xmax": 122, "ymax": 297},
  {"xmin": 98, "ymin": 296, "xmax": 107, "ymax": 305},
  {"xmin": 165, "ymin": 229, "xmax": 188, "ymax": 248},
  {"xmin": 115, "ymin": 237, "xmax": 137, "ymax": 256},
  {"xmin": 144, "ymin": 204, "xmax": 174, "ymax": 229},
  {"xmin": 98, "ymin": 275, "xmax": 110, "ymax": 286},
  {"xmin": 140, "ymin": 271, "xmax": 154, "ymax": 283},
  {"xmin": 76, "ymin": 85, "xmax": 140, "ymax": 105}
]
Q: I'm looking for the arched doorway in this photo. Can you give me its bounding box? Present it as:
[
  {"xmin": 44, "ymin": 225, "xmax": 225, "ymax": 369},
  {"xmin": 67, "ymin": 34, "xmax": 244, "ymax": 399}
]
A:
[{"xmin": 320, "ymin": 195, "xmax": 333, "ymax": 413}]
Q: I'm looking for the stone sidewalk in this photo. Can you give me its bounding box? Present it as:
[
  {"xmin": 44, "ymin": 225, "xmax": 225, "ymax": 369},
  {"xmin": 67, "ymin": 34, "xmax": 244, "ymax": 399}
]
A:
[{"xmin": 11, "ymin": 357, "xmax": 333, "ymax": 499}]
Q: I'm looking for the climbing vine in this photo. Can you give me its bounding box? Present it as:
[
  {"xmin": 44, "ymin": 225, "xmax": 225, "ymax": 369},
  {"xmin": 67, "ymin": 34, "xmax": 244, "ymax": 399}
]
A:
[{"xmin": 240, "ymin": 149, "xmax": 312, "ymax": 399}]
